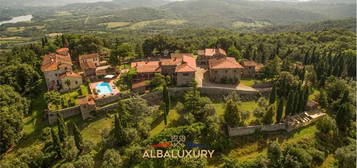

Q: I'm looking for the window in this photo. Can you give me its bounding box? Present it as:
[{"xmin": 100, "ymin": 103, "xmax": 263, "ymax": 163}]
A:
[
  {"xmin": 183, "ymin": 73, "xmax": 189, "ymax": 76},
  {"xmin": 225, "ymin": 70, "xmax": 228, "ymax": 73},
  {"xmin": 75, "ymin": 81, "xmax": 78, "ymax": 85}
]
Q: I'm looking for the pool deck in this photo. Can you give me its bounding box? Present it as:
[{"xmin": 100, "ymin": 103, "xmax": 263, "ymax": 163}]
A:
[{"xmin": 89, "ymin": 79, "xmax": 120, "ymax": 99}]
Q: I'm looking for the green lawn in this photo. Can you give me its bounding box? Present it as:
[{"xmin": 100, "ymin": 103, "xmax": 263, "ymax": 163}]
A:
[
  {"xmin": 81, "ymin": 117, "xmax": 114, "ymax": 144},
  {"xmin": 150, "ymin": 109, "xmax": 180, "ymax": 137},
  {"xmin": 240, "ymin": 79, "xmax": 260, "ymax": 87},
  {"xmin": 100, "ymin": 22, "xmax": 131, "ymax": 28},
  {"xmin": 317, "ymin": 154, "xmax": 337, "ymax": 168},
  {"xmin": 214, "ymin": 101, "xmax": 258, "ymax": 123},
  {"xmin": 309, "ymin": 88, "xmax": 320, "ymax": 101}
]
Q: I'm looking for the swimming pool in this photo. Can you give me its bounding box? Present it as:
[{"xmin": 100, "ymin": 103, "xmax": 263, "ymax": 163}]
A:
[{"xmin": 95, "ymin": 82, "xmax": 113, "ymax": 95}]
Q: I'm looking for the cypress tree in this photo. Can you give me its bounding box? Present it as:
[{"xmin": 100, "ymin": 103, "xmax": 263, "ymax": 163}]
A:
[
  {"xmin": 269, "ymin": 85, "xmax": 277, "ymax": 104},
  {"xmin": 263, "ymin": 104, "xmax": 275, "ymax": 125},
  {"xmin": 72, "ymin": 122, "xmax": 84, "ymax": 153},
  {"xmin": 276, "ymin": 99, "xmax": 284, "ymax": 123},
  {"xmin": 51, "ymin": 128, "xmax": 63, "ymax": 159},
  {"xmin": 318, "ymin": 89, "xmax": 328, "ymax": 108},
  {"xmin": 44, "ymin": 36, "xmax": 48, "ymax": 44},
  {"xmin": 293, "ymin": 91, "xmax": 301, "ymax": 114},
  {"xmin": 114, "ymin": 115, "xmax": 125, "ymax": 146},
  {"xmin": 163, "ymin": 84, "xmax": 170, "ymax": 125},
  {"xmin": 57, "ymin": 114, "xmax": 67, "ymax": 143},
  {"xmin": 297, "ymin": 90, "xmax": 305, "ymax": 114},
  {"xmin": 290, "ymin": 92, "xmax": 298, "ymax": 115},
  {"xmin": 336, "ymin": 103, "xmax": 353, "ymax": 133},
  {"xmin": 285, "ymin": 92, "xmax": 293, "ymax": 117},
  {"xmin": 340, "ymin": 90, "xmax": 350, "ymax": 104},
  {"xmin": 224, "ymin": 99, "xmax": 241, "ymax": 127},
  {"xmin": 41, "ymin": 38, "xmax": 45, "ymax": 48}
]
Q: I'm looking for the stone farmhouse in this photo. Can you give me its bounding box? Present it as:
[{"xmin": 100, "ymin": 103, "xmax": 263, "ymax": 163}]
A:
[
  {"xmin": 241, "ymin": 60, "xmax": 264, "ymax": 78},
  {"xmin": 79, "ymin": 53, "xmax": 116, "ymax": 81},
  {"xmin": 197, "ymin": 48, "xmax": 227, "ymax": 67},
  {"xmin": 41, "ymin": 48, "xmax": 82, "ymax": 91},
  {"xmin": 131, "ymin": 53, "xmax": 197, "ymax": 87},
  {"xmin": 208, "ymin": 57, "xmax": 244, "ymax": 83}
]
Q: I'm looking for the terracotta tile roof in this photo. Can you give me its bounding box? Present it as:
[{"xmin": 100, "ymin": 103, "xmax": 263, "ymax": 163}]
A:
[
  {"xmin": 171, "ymin": 53, "xmax": 193, "ymax": 59},
  {"xmin": 209, "ymin": 57, "xmax": 243, "ymax": 70},
  {"xmin": 59, "ymin": 72, "xmax": 82, "ymax": 79},
  {"xmin": 242, "ymin": 60, "xmax": 258, "ymax": 67},
  {"xmin": 175, "ymin": 56, "xmax": 196, "ymax": 73},
  {"xmin": 78, "ymin": 95, "xmax": 96, "ymax": 105},
  {"xmin": 96, "ymin": 65, "xmax": 114, "ymax": 76},
  {"xmin": 56, "ymin": 48, "xmax": 70, "ymax": 56},
  {"xmin": 79, "ymin": 53, "xmax": 99, "ymax": 60},
  {"xmin": 132, "ymin": 80, "xmax": 149, "ymax": 89},
  {"xmin": 203, "ymin": 48, "xmax": 227, "ymax": 57},
  {"xmin": 81, "ymin": 61, "xmax": 96, "ymax": 70},
  {"xmin": 255, "ymin": 63, "xmax": 264, "ymax": 72},
  {"xmin": 160, "ymin": 58, "xmax": 181, "ymax": 66},
  {"xmin": 131, "ymin": 61, "xmax": 161, "ymax": 73},
  {"xmin": 41, "ymin": 53, "xmax": 73, "ymax": 72}
]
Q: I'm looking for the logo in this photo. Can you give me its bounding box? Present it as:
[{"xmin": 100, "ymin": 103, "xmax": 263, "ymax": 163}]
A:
[{"xmin": 142, "ymin": 135, "xmax": 215, "ymax": 159}]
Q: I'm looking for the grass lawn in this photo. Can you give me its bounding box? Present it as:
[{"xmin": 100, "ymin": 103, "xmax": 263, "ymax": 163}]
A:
[
  {"xmin": 317, "ymin": 154, "xmax": 337, "ymax": 168},
  {"xmin": 6, "ymin": 26, "xmax": 25, "ymax": 32},
  {"xmin": 80, "ymin": 117, "xmax": 114, "ymax": 144},
  {"xmin": 309, "ymin": 88, "xmax": 320, "ymax": 101},
  {"xmin": 150, "ymin": 109, "xmax": 180, "ymax": 137},
  {"xmin": 240, "ymin": 79, "xmax": 260, "ymax": 87},
  {"xmin": 100, "ymin": 22, "xmax": 131, "ymax": 28},
  {"xmin": 214, "ymin": 101, "xmax": 258, "ymax": 123}
]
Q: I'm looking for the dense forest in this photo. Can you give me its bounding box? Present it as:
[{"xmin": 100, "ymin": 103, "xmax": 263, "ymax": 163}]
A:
[{"xmin": 0, "ymin": 25, "xmax": 355, "ymax": 167}]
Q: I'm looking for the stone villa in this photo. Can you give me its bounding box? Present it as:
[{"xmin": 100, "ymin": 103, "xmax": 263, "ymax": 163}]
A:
[
  {"xmin": 79, "ymin": 53, "xmax": 116, "ymax": 81},
  {"xmin": 241, "ymin": 60, "xmax": 264, "ymax": 78},
  {"xmin": 41, "ymin": 48, "xmax": 82, "ymax": 91},
  {"xmin": 208, "ymin": 57, "xmax": 244, "ymax": 83},
  {"xmin": 197, "ymin": 48, "xmax": 227, "ymax": 67},
  {"xmin": 131, "ymin": 53, "xmax": 197, "ymax": 87}
]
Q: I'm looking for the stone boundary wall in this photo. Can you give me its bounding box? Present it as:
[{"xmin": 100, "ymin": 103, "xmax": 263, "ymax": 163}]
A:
[
  {"xmin": 228, "ymin": 113, "xmax": 325, "ymax": 137},
  {"xmin": 168, "ymin": 87, "xmax": 270, "ymax": 102},
  {"xmin": 228, "ymin": 123, "xmax": 286, "ymax": 136},
  {"xmin": 95, "ymin": 93, "xmax": 134, "ymax": 107},
  {"xmin": 47, "ymin": 106, "xmax": 81, "ymax": 124}
]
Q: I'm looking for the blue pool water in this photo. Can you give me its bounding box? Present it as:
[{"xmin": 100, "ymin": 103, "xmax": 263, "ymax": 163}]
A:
[{"xmin": 95, "ymin": 82, "xmax": 113, "ymax": 95}]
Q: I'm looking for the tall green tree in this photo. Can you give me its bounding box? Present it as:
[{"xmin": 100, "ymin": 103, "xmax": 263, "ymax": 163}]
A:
[
  {"xmin": 263, "ymin": 104, "xmax": 275, "ymax": 124},
  {"xmin": 268, "ymin": 141, "xmax": 282, "ymax": 167},
  {"xmin": 72, "ymin": 123, "xmax": 83, "ymax": 153},
  {"xmin": 227, "ymin": 45, "xmax": 242, "ymax": 60},
  {"xmin": 51, "ymin": 128, "xmax": 63, "ymax": 159},
  {"xmin": 335, "ymin": 103, "xmax": 353, "ymax": 133},
  {"xmin": 285, "ymin": 92, "xmax": 294, "ymax": 117},
  {"xmin": 224, "ymin": 100, "xmax": 242, "ymax": 127},
  {"xmin": 276, "ymin": 99, "xmax": 284, "ymax": 123},
  {"xmin": 110, "ymin": 43, "xmax": 135, "ymax": 66},
  {"xmin": 0, "ymin": 85, "xmax": 29, "ymax": 154},
  {"xmin": 162, "ymin": 83, "xmax": 170, "ymax": 125},
  {"xmin": 114, "ymin": 115, "xmax": 126, "ymax": 146},
  {"xmin": 269, "ymin": 85, "xmax": 277, "ymax": 104},
  {"xmin": 57, "ymin": 114, "xmax": 68, "ymax": 143}
]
